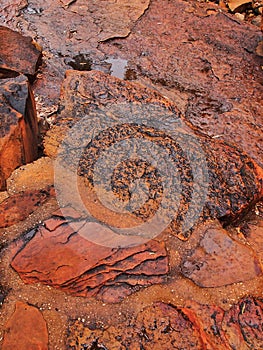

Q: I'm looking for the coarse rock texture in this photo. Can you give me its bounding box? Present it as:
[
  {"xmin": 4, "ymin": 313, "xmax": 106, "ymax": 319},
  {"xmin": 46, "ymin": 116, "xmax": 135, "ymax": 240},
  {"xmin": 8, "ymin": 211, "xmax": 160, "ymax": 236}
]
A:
[
  {"xmin": 11, "ymin": 208, "xmax": 169, "ymax": 303},
  {"xmin": 0, "ymin": 75, "xmax": 38, "ymax": 190},
  {"xmin": 2, "ymin": 301, "xmax": 48, "ymax": 350},
  {"xmin": 45, "ymin": 70, "xmax": 263, "ymax": 240},
  {"xmin": 181, "ymin": 221, "xmax": 262, "ymax": 287},
  {"xmin": 67, "ymin": 297, "xmax": 263, "ymax": 349},
  {"xmin": 0, "ymin": 26, "xmax": 42, "ymax": 80}
]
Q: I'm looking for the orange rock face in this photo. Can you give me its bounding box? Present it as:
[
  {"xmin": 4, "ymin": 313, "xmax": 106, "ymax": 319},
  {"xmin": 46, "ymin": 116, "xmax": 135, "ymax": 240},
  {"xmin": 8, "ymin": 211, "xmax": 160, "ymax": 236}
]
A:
[
  {"xmin": 0, "ymin": 75, "xmax": 39, "ymax": 190},
  {"xmin": 2, "ymin": 301, "xmax": 48, "ymax": 350},
  {"xmin": 11, "ymin": 208, "xmax": 169, "ymax": 303}
]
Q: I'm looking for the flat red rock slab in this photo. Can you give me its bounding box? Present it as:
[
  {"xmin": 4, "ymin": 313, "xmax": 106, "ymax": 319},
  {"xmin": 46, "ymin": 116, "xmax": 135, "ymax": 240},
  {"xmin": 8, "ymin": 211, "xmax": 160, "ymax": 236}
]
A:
[
  {"xmin": 0, "ymin": 26, "xmax": 41, "ymax": 79},
  {"xmin": 2, "ymin": 301, "xmax": 48, "ymax": 350},
  {"xmin": 181, "ymin": 221, "xmax": 262, "ymax": 287},
  {"xmin": 0, "ymin": 186, "xmax": 55, "ymax": 228},
  {"xmin": 11, "ymin": 209, "xmax": 169, "ymax": 303},
  {"xmin": 0, "ymin": 75, "xmax": 38, "ymax": 189}
]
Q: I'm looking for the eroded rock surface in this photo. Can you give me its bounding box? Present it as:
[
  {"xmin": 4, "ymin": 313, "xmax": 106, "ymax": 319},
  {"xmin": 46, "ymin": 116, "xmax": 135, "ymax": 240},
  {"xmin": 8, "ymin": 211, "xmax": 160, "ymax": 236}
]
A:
[
  {"xmin": 0, "ymin": 75, "xmax": 38, "ymax": 189},
  {"xmin": 45, "ymin": 70, "xmax": 263, "ymax": 240},
  {"xmin": 181, "ymin": 221, "xmax": 262, "ymax": 287},
  {"xmin": 11, "ymin": 208, "xmax": 168, "ymax": 303},
  {"xmin": 2, "ymin": 301, "xmax": 48, "ymax": 350}
]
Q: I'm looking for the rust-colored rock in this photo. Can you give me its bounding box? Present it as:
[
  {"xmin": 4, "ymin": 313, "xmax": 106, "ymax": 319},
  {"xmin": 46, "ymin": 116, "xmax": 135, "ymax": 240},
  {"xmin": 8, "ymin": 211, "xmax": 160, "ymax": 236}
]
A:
[
  {"xmin": 45, "ymin": 70, "xmax": 263, "ymax": 240},
  {"xmin": 182, "ymin": 301, "xmax": 230, "ymax": 350},
  {"xmin": 11, "ymin": 208, "xmax": 168, "ymax": 302},
  {"xmin": 2, "ymin": 301, "xmax": 48, "ymax": 350},
  {"xmin": 181, "ymin": 221, "xmax": 262, "ymax": 287},
  {"xmin": 0, "ymin": 26, "xmax": 42, "ymax": 79},
  {"xmin": 0, "ymin": 186, "xmax": 54, "ymax": 228},
  {"xmin": 0, "ymin": 75, "xmax": 38, "ymax": 190}
]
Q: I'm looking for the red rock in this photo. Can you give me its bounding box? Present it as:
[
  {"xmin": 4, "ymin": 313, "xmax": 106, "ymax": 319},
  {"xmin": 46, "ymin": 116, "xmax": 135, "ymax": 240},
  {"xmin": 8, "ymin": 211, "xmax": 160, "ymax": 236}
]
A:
[
  {"xmin": 0, "ymin": 26, "xmax": 41, "ymax": 79},
  {"xmin": 0, "ymin": 75, "xmax": 38, "ymax": 190},
  {"xmin": 11, "ymin": 211, "xmax": 168, "ymax": 302},
  {"xmin": 181, "ymin": 221, "xmax": 262, "ymax": 287},
  {"xmin": 0, "ymin": 186, "xmax": 54, "ymax": 228},
  {"xmin": 2, "ymin": 301, "xmax": 48, "ymax": 350}
]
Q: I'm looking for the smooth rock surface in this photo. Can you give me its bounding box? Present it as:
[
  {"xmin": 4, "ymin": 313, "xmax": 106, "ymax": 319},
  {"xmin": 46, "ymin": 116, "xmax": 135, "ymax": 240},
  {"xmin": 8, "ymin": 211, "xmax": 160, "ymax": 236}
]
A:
[
  {"xmin": 181, "ymin": 221, "xmax": 262, "ymax": 287},
  {"xmin": 2, "ymin": 301, "xmax": 48, "ymax": 350}
]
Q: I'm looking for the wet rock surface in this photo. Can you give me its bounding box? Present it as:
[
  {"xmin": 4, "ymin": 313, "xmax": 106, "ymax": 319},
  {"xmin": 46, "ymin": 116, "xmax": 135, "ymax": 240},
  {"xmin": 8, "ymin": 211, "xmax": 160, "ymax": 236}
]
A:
[
  {"xmin": 0, "ymin": 75, "xmax": 38, "ymax": 189},
  {"xmin": 2, "ymin": 301, "xmax": 48, "ymax": 350},
  {"xmin": 0, "ymin": 0, "xmax": 263, "ymax": 348}
]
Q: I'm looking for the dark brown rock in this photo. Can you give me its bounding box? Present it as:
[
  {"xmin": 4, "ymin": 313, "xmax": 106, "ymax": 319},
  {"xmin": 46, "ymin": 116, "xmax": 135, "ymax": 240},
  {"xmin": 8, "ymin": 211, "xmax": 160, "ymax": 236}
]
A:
[
  {"xmin": 181, "ymin": 221, "xmax": 262, "ymax": 287},
  {"xmin": 0, "ymin": 75, "xmax": 38, "ymax": 190},
  {"xmin": 0, "ymin": 26, "xmax": 42, "ymax": 80},
  {"xmin": 45, "ymin": 70, "xmax": 263, "ymax": 240},
  {"xmin": 11, "ymin": 209, "xmax": 168, "ymax": 302},
  {"xmin": 2, "ymin": 301, "xmax": 48, "ymax": 350},
  {"xmin": 0, "ymin": 186, "xmax": 55, "ymax": 228}
]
